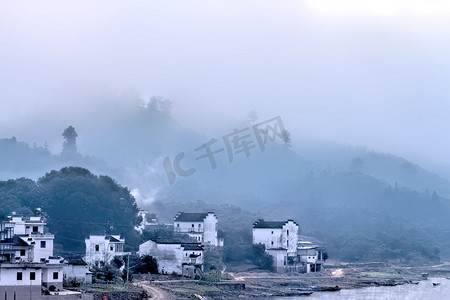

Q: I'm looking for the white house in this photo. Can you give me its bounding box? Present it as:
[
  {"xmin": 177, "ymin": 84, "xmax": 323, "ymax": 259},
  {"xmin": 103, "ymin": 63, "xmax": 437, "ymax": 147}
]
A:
[
  {"xmin": 138, "ymin": 239, "xmax": 204, "ymax": 278},
  {"xmin": 41, "ymin": 256, "xmax": 65, "ymax": 290},
  {"xmin": 63, "ymin": 258, "xmax": 92, "ymax": 285},
  {"xmin": 0, "ymin": 214, "xmax": 65, "ymax": 298},
  {"xmin": 1, "ymin": 215, "xmax": 54, "ymax": 262},
  {"xmin": 252, "ymin": 219, "xmax": 299, "ymax": 272},
  {"xmin": 85, "ymin": 235, "xmax": 128, "ymax": 266},
  {"xmin": 297, "ymin": 241, "xmax": 324, "ymax": 273},
  {"xmin": 252, "ymin": 219, "xmax": 299, "ymax": 255},
  {"xmin": 173, "ymin": 212, "xmax": 223, "ymax": 247}
]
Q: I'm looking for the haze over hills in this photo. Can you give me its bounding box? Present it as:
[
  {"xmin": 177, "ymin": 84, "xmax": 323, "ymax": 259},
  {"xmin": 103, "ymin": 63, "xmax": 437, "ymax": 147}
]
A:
[{"xmin": 1, "ymin": 98, "xmax": 450, "ymax": 261}]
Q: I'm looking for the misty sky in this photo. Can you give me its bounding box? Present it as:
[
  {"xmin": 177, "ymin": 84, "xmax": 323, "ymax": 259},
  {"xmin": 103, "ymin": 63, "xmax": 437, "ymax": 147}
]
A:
[{"xmin": 1, "ymin": 1, "xmax": 450, "ymax": 174}]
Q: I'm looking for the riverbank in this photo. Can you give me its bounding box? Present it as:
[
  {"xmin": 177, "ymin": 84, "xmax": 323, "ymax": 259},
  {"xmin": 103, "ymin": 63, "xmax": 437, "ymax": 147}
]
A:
[{"xmin": 138, "ymin": 262, "xmax": 450, "ymax": 299}]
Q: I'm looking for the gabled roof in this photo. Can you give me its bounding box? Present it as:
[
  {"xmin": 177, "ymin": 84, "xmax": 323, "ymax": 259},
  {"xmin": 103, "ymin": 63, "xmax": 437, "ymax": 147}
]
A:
[
  {"xmin": 65, "ymin": 258, "xmax": 87, "ymax": 265},
  {"xmin": 108, "ymin": 235, "xmax": 122, "ymax": 243},
  {"xmin": 174, "ymin": 212, "xmax": 210, "ymax": 222},
  {"xmin": 253, "ymin": 219, "xmax": 299, "ymax": 229},
  {"xmin": 13, "ymin": 236, "xmax": 32, "ymax": 247},
  {"xmin": 0, "ymin": 236, "xmax": 33, "ymax": 248},
  {"xmin": 182, "ymin": 244, "xmax": 204, "ymax": 251}
]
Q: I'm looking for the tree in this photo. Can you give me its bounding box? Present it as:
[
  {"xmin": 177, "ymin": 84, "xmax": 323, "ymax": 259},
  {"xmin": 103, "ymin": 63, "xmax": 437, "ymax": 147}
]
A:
[
  {"xmin": 251, "ymin": 244, "xmax": 274, "ymax": 270},
  {"xmin": 61, "ymin": 126, "xmax": 78, "ymax": 158},
  {"xmin": 38, "ymin": 167, "xmax": 140, "ymax": 253},
  {"xmin": 147, "ymin": 96, "xmax": 172, "ymax": 117}
]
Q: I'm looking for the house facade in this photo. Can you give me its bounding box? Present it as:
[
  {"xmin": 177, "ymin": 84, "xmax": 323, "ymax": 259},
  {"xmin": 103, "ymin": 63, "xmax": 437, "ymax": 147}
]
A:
[
  {"xmin": 173, "ymin": 212, "xmax": 223, "ymax": 247},
  {"xmin": 297, "ymin": 241, "xmax": 325, "ymax": 273},
  {"xmin": 138, "ymin": 239, "xmax": 204, "ymax": 278},
  {"xmin": 85, "ymin": 235, "xmax": 128, "ymax": 266},
  {"xmin": 63, "ymin": 258, "xmax": 92, "ymax": 285},
  {"xmin": 252, "ymin": 219, "xmax": 300, "ymax": 272},
  {"xmin": 0, "ymin": 214, "xmax": 64, "ymax": 298},
  {"xmin": 252, "ymin": 219, "xmax": 299, "ymax": 255}
]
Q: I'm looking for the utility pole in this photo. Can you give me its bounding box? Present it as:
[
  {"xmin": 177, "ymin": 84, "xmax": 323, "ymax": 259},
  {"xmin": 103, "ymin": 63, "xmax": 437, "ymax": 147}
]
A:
[{"xmin": 126, "ymin": 253, "xmax": 130, "ymax": 282}]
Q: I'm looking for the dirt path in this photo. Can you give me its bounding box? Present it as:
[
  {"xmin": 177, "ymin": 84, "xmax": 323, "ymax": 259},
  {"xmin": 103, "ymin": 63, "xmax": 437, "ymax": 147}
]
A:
[{"xmin": 139, "ymin": 282, "xmax": 174, "ymax": 300}]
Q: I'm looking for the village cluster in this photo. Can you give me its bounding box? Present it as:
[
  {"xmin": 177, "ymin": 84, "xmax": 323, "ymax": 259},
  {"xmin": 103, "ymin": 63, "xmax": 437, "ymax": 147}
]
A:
[{"xmin": 0, "ymin": 210, "xmax": 324, "ymax": 298}]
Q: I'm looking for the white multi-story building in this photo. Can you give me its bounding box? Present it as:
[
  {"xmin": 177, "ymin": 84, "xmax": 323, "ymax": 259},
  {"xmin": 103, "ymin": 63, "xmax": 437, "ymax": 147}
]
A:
[
  {"xmin": 252, "ymin": 219, "xmax": 299, "ymax": 255},
  {"xmin": 138, "ymin": 239, "xmax": 203, "ymax": 278},
  {"xmin": 173, "ymin": 212, "xmax": 223, "ymax": 247},
  {"xmin": 0, "ymin": 214, "xmax": 64, "ymax": 298},
  {"xmin": 1, "ymin": 215, "xmax": 54, "ymax": 262},
  {"xmin": 85, "ymin": 235, "xmax": 128, "ymax": 266},
  {"xmin": 252, "ymin": 219, "xmax": 299, "ymax": 272}
]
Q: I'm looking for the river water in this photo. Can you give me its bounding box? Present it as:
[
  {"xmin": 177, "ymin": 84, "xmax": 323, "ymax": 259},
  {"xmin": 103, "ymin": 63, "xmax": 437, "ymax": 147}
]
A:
[{"xmin": 275, "ymin": 278, "xmax": 450, "ymax": 300}]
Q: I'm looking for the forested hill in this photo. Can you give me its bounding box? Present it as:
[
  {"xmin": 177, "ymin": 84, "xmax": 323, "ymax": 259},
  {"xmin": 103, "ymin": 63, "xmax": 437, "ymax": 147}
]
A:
[
  {"xmin": 152, "ymin": 142, "xmax": 450, "ymax": 262},
  {"xmin": 3, "ymin": 97, "xmax": 450, "ymax": 263},
  {"xmin": 0, "ymin": 167, "xmax": 140, "ymax": 256}
]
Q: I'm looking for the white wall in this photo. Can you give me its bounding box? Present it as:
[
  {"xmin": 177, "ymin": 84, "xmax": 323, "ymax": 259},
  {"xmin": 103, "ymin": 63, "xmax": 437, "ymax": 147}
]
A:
[
  {"xmin": 174, "ymin": 213, "xmax": 220, "ymax": 246},
  {"xmin": 139, "ymin": 241, "xmax": 204, "ymax": 275},
  {"xmin": 253, "ymin": 221, "xmax": 299, "ymax": 255},
  {"xmin": 182, "ymin": 249, "xmax": 204, "ymax": 266},
  {"xmin": 0, "ymin": 266, "xmax": 42, "ymax": 286},
  {"xmin": 85, "ymin": 235, "xmax": 126, "ymax": 265},
  {"xmin": 42, "ymin": 265, "xmax": 63, "ymax": 290},
  {"xmin": 32, "ymin": 236, "xmax": 54, "ymax": 262},
  {"xmin": 63, "ymin": 264, "xmax": 88, "ymax": 282},
  {"xmin": 139, "ymin": 241, "xmax": 182, "ymax": 274},
  {"xmin": 283, "ymin": 222, "xmax": 299, "ymax": 255},
  {"xmin": 253, "ymin": 228, "xmax": 283, "ymax": 249},
  {"xmin": 266, "ymin": 249, "xmax": 287, "ymax": 273},
  {"xmin": 203, "ymin": 214, "xmax": 218, "ymax": 246},
  {"xmin": 175, "ymin": 221, "xmax": 204, "ymax": 233}
]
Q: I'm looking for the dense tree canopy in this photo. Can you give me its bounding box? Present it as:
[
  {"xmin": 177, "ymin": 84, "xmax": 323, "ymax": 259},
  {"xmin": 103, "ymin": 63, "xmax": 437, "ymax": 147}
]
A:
[{"xmin": 0, "ymin": 167, "xmax": 140, "ymax": 255}]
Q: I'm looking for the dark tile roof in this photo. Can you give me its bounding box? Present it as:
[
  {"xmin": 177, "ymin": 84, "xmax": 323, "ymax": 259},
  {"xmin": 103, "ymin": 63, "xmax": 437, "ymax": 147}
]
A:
[
  {"xmin": 65, "ymin": 258, "xmax": 87, "ymax": 265},
  {"xmin": 181, "ymin": 244, "xmax": 204, "ymax": 251},
  {"xmin": 253, "ymin": 219, "xmax": 299, "ymax": 229},
  {"xmin": 174, "ymin": 212, "xmax": 210, "ymax": 222},
  {"xmin": 152, "ymin": 238, "xmax": 196, "ymax": 244},
  {"xmin": 108, "ymin": 235, "xmax": 122, "ymax": 243}
]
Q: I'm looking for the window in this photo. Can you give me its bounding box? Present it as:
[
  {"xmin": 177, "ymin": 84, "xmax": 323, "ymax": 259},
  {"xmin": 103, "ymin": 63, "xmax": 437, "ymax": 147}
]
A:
[
  {"xmin": 30, "ymin": 272, "xmax": 35, "ymax": 280},
  {"xmin": 95, "ymin": 245, "xmax": 99, "ymax": 252},
  {"xmin": 177, "ymin": 224, "xmax": 179, "ymax": 228},
  {"xmin": 110, "ymin": 245, "xmax": 114, "ymax": 251},
  {"xmin": 17, "ymin": 272, "xmax": 22, "ymax": 280},
  {"xmin": 287, "ymin": 241, "xmax": 289, "ymax": 247},
  {"xmin": 40, "ymin": 241, "xmax": 46, "ymax": 248},
  {"xmin": 33, "ymin": 226, "xmax": 38, "ymax": 233},
  {"xmin": 271, "ymin": 241, "xmax": 274, "ymax": 245},
  {"xmin": 271, "ymin": 231, "xmax": 274, "ymax": 234},
  {"xmin": 287, "ymin": 230, "xmax": 289, "ymax": 236},
  {"xmin": 53, "ymin": 272, "xmax": 59, "ymax": 280},
  {"xmin": 20, "ymin": 249, "xmax": 25, "ymax": 256}
]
